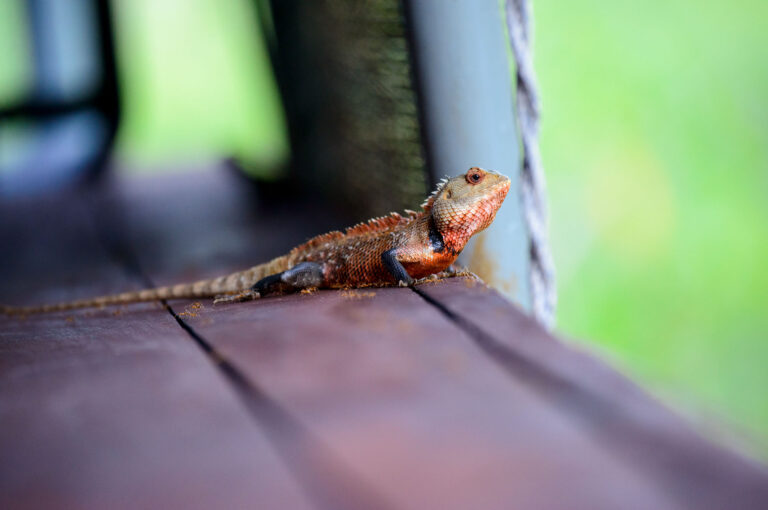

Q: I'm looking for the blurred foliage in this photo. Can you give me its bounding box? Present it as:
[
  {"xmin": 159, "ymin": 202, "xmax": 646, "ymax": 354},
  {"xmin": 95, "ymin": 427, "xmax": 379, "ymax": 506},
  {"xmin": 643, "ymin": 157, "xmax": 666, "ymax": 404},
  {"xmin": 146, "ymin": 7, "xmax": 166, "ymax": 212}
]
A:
[
  {"xmin": 535, "ymin": 0, "xmax": 768, "ymax": 455},
  {"xmin": 0, "ymin": 0, "xmax": 31, "ymax": 107},
  {"xmin": 0, "ymin": 0, "xmax": 287, "ymax": 175},
  {"xmin": 111, "ymin": 0, "xmax": 288, "ymax": 175}
]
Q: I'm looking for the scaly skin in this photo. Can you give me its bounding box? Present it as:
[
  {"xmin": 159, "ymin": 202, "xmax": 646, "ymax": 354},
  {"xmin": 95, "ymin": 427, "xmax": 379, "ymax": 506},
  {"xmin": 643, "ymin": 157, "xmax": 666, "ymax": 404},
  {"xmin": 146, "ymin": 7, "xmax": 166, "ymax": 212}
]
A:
[{"xmin": 1, "ymin": 168, "xmax": 510, "ymax": 315}]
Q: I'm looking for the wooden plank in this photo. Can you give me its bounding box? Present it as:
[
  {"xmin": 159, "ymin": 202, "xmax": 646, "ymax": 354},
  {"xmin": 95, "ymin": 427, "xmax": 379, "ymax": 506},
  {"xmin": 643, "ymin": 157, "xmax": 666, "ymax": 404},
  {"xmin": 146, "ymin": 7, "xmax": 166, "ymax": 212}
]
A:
[
  {"xmin": 0, "ymin": 190, "xmax": 312, "ymax": 510},
  {"xmin": 0, "ymin": 308, "xmax": 313, "ymax": 510},
  {"xmin": 417, "ymin": 278, "xmax": 768, "ymax": 510},
  {"xmin": 171, "ymin": 289, "xmax": 682, "ymax": 510}
]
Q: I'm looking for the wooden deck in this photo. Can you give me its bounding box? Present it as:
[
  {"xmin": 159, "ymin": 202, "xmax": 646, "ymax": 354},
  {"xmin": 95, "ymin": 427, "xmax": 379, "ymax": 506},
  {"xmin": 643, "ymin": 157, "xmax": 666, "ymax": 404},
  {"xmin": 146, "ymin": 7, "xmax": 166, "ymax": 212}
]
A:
[{"xmin": 1, "ymin": 165, "xmax": 767, "ymax": 510}]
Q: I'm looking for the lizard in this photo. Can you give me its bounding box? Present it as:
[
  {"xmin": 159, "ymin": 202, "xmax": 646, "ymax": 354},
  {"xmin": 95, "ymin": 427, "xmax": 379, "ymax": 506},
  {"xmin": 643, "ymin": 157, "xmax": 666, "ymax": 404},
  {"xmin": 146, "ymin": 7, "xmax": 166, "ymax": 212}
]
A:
[{"xmin": 0, "ymin": 167, "xmax": 510, "ymax": 315}]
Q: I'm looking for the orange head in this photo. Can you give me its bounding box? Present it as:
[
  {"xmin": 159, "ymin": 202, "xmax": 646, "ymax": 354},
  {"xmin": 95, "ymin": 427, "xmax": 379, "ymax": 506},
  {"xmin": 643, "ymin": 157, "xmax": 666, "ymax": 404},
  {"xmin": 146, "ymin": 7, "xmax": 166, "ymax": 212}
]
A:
[{"xmin": 423, "ymin": 167, "xmax": 511, "ymax": 252}]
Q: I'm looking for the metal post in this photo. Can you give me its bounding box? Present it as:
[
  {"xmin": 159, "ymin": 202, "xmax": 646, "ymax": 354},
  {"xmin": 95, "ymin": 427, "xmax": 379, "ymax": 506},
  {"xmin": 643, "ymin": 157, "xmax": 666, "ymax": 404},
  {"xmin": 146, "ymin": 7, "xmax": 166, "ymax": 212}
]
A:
[{"xmin": 405, "ymin": 0, "xmax": 531, "ymax": 309}]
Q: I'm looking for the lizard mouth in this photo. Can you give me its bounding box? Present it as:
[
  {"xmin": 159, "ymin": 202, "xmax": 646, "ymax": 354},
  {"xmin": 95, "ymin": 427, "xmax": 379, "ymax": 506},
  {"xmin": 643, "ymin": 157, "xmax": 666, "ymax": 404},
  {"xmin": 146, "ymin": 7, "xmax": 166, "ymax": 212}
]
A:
[
  {"xmin": 482, "ymin": 177, "xmax": 512, "ymax": 219},
  {"xmin": 492, "ymin": 177, "xmax": 512, "ymax": 202}
]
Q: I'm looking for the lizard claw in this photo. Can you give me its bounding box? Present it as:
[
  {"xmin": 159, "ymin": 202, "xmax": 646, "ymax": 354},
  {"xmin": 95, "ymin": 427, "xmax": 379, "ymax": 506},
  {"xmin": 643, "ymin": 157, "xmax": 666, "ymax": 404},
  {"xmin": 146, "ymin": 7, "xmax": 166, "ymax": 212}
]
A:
[{"xmin": 412, "ymin": 274, "xmax": 438, "ymax": 285}]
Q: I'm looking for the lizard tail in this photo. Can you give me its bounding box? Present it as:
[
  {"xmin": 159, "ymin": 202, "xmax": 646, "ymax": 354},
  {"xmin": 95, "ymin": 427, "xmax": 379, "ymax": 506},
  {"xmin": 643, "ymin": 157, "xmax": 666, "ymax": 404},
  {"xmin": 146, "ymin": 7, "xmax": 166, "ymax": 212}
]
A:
[{"xmin": 0, "ymin": 257, "xmax": 291, "ymax": 316}]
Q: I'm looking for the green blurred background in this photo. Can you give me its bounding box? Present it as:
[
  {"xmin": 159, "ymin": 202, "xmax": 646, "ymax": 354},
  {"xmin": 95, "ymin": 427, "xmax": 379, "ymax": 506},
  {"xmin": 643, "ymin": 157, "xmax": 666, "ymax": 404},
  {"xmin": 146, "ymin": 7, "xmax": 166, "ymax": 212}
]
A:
[
  {"xmin": 536, "ymin": 0, "xmax": 768, "ymax": 457},
  {"xmin": 1, "ymin": 0, "xmax": 766, "ymax": 457}
]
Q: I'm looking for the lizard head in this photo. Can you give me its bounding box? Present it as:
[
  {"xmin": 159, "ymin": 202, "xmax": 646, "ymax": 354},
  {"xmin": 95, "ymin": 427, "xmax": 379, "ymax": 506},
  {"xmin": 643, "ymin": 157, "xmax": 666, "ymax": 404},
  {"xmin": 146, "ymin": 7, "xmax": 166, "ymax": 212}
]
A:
[{"xmin": 423, "ymin": 167, "xmax": 511, "ymax": 249}]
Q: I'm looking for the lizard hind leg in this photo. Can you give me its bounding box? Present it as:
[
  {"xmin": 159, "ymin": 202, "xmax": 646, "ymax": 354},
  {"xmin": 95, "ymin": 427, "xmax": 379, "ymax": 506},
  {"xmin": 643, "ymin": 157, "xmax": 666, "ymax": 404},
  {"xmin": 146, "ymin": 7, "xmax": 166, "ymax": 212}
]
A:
[{"xmin": 252, "ymin": 262, "xmax": 324, "ymax": 295}]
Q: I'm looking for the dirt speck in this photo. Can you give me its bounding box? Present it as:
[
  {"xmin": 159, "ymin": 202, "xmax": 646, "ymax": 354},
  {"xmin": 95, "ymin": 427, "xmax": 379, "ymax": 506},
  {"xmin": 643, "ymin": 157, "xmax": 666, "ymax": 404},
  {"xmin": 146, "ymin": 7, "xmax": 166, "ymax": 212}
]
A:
[{"xmin": 179, "ymin": 302, "xmax": 204, "ymax": 318}]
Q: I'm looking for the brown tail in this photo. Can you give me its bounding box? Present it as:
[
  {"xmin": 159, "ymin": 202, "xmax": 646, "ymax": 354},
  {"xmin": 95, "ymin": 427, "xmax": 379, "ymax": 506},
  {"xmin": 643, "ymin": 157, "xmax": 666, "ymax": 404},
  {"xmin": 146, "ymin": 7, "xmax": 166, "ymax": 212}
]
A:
[{"xmin": 0, "ymin": 257, "xmax": 290, "ymax": 316}]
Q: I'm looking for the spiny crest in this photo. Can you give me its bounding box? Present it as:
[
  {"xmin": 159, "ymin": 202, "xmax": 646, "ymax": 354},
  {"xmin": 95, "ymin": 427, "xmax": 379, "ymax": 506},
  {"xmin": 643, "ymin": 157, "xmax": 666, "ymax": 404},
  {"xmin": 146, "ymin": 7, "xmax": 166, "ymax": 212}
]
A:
[
  {"xmin": 420, "ymin": 176, "xmax": 450, "ymax": 212},
  {"xmin": 292, "ymin": 210, "xmax": 421, "ymax": 255},
  {"xmin": 291, "ymin": 230, "xmax": 345, "ymax": 255},
  {"xmin": 345, "ymin": 210, "xmax": 418, "ymax": 236}
]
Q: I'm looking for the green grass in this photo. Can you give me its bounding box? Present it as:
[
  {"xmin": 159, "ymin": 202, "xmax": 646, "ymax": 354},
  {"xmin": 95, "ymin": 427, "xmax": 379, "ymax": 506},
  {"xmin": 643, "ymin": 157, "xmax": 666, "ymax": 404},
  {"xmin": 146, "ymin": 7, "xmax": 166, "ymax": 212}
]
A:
[{"xmin": 535, "ymin": 0, "xmax": 768, "ymax": 455}]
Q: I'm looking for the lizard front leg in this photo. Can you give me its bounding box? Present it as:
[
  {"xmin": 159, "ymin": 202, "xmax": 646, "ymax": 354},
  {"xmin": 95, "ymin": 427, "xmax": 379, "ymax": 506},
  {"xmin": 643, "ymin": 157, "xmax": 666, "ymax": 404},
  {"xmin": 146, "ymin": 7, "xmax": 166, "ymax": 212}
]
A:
[{"xmin": 381, "ymin": 249, "xmax": 415, "ymax": 287}]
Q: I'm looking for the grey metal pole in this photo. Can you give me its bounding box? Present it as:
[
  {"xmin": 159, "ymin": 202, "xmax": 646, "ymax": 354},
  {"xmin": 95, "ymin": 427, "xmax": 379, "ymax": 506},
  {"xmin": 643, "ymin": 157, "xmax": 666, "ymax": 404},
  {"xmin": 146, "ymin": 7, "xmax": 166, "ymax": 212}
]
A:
[{"xmin": 405, "ymin": 0, "xmax": 531, "ymax": 310}]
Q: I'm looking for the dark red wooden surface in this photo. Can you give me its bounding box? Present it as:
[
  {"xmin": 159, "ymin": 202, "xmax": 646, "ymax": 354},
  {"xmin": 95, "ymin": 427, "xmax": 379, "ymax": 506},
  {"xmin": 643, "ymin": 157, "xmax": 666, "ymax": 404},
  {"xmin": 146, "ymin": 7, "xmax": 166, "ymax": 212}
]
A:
[
  {"xmin": 0, "ymin": 180, "xmax": 312, "ymax": 510},
  {"xmin": 1, "ymin": 166, "xmax": 767, "ymax": 510}
]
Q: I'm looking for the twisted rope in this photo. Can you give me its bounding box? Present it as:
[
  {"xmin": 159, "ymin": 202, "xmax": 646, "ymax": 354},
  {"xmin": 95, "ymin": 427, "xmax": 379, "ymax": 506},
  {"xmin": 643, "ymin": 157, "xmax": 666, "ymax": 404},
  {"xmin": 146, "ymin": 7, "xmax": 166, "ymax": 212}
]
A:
[{"xmin": 505, "ymin": 0, "xmax": 557, "ymax": 328}]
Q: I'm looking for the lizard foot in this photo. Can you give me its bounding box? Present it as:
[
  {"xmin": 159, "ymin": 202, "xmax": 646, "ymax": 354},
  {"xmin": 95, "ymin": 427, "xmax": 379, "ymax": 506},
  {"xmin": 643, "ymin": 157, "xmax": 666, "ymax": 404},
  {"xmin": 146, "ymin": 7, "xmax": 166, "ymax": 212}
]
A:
[
  {"xmin": 439, "ymin": 265, "xmax": 476, "ymax": 278},
  {"xmin": 213, "ymin": 290, "xmax": 260, "ymax": 305},
  {"xmin": 411, "ymin": 268, "xmax": 479, "ymax": 286},
  {"xmin": 413, "ymin": 274, "xmax": 440, "ymax": 285},
  {"xmin": 436, "ymin": 266, "xmax": 478, "ymax": 280}
]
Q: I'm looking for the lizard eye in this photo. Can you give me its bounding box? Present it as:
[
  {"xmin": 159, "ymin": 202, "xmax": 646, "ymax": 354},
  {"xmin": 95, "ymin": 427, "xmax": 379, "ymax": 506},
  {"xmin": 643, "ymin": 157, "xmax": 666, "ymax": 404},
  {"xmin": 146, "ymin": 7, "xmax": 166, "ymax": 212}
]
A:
[{"xmin": 466, "ymin": 168, "xmax": 485, "ymax": 185}]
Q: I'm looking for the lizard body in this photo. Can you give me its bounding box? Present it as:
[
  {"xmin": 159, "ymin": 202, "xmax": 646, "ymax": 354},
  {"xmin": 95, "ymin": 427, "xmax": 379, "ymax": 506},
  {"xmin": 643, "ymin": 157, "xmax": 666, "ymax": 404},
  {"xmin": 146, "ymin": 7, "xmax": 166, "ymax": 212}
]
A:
[{"xmin": 1, "ymin": 168, "xmax": 510, "ymax": 315}]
